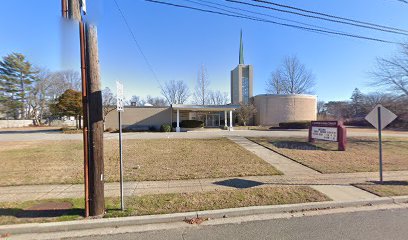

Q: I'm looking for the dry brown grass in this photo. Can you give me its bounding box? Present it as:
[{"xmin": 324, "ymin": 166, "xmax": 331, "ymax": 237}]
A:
[
  {"xmin": 249, "ymin": 137, "xmax": 408, "ymax": 173},
  {"xmin": 0, "ymin": 138, "xmax": 279, "ymax": 186},
  {"xmin": 106, "ymin": 186, "xmax": 330, "ymax": 217},
  {"xmin": 354, "ymin": 181, "xmax": 408, "ymax": 197},
  {"xmin": 0, "ymin": 186, "xmax": 329, "ymax": 225}
]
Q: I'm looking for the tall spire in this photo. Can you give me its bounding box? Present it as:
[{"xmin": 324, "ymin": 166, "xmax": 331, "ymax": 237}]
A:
[{"xmin": 239, "ymin": 29, "xmax": 244, "ymax": 65}]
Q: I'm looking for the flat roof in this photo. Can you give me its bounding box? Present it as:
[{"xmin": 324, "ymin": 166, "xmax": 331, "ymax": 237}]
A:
[{"xmin": 171, "ymin": 104, "xmax": 240, "ymax": 111}]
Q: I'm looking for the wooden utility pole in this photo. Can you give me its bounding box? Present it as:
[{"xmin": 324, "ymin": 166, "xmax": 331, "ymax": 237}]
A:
[
  {"xmin": 63, "ymin": 0, "xmax": 104, "ymax": 217},
  {"xmin": 85, "ymin": 24, "xmax": 105, "ymax": 216}
]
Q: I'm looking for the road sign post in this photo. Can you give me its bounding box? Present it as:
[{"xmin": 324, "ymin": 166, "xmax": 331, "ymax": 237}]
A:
[
  {"xmin": 116, "ymin": 81, "xmax": 124, "ymax": 210},
  {"xmin": 377, "ymin": 107, "xmax": 383, "ymax": 182},
  {"xmin": 365, "ymin": 104, "xmax": 397, "ymax": 183}
]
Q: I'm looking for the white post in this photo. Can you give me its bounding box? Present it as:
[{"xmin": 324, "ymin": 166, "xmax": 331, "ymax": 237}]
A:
[
  {"xmin": 176, "ymin": 109, "xmax": 181, "ymax": 132},
  {"xmin": 229, "ymin": 110, "xmax": 233, "ymax": 131},
  {"xmin": 224, "ymin": 111, "xmax": 228, "ymax": 129}
]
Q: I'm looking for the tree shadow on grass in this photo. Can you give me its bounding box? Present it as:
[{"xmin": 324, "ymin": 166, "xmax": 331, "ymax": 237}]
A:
[
  {"xmin": 270, "ymin": 141, "xmax": 330, "ymax": 151},
  {"xmin": 368, "ymin": 181, "xmax": 408, "ymax": 186},
  {"xmin": 213, "ymin": 178, "xmax": 264, "ymax": 189},
  {"xmin": 0, "ymin": 208, "xmax": 83, "ymax": 218}
]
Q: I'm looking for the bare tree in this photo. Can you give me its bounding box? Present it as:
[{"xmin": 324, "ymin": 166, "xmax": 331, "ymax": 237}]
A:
[
  {"xmin": 47, "ymin": 70, "xmax": 81, "ymax": 100},
  {"xmin": 265, "ymin": 69, "xmax": 285, "ymax": 94},
  {"xmin": 27, "ymin": 68, "xmax": 53, "ymax": 124},
  {"xmin": 128, "ymin": 95, "xmax": 145, "ymax": 106},
  {"xmin": 160, "ymin": 79, "xmax": 190, "ymax": 105},
  {"xmin": 372, "ymin": 43, "xmax": 408, "ymax": 96},
  {"xmin": 102, "ymin": 87, "xmax": 116, "ymax": 123},
  {"xmin": 364, "ymin": 92, "xmax": 395, "ymax": 107},
  {"xmin": 146, "ymin": 95, "xmax": 167, "ymax": 106},
  {"xmin": 208, "ymin": 90, "xmax": 229, "ymax": 105},
  {"xmin": 193, "ymin": 65, "xmax": 210, "ymax": 105},
  {"xmin": 317, "ymin": 100, "xmax": 326, "ymax": 116},
  {"xmin": 268, "ymin": 56, "xmax": 315, "ymax": 94},
  {"xmin": 236, "ymin": 102, "xmax": 257, "ymax": 126}
]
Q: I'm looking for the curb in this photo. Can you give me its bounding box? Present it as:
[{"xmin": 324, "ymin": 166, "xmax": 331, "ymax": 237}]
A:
[{"xmin": 1, "ymin": 196, "xmax": 407, "ymax": 236}]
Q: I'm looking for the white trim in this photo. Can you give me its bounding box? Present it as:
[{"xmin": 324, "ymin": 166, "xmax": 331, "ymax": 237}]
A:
[
  {"xmin": 176, "ymin": 109, "xmax": 180, "ymax": 132},
  {"xmin": 229, "ymin": 111, "xmax": 233, "ymax": 131}
]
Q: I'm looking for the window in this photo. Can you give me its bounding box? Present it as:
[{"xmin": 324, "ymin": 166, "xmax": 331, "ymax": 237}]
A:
[{"xmin": 242, "ymin": 76, "xmax": 249, "ymax": 104}]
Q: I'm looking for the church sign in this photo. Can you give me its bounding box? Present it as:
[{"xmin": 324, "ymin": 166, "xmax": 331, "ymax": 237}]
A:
[{"xmin": 308, "ymin": 121, "xmax": 347, "ymax": 151}]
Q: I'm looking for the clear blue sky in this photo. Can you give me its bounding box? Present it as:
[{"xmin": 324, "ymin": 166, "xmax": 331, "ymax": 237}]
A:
[{"xmin": 0, "ymin": 0, "xmax": 407, "ymax": 102}]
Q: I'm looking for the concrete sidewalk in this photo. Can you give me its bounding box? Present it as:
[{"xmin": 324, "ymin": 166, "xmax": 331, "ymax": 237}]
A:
[{"xmin": 1, "ymin": 170, "xmax": 408, "ymax": 203}]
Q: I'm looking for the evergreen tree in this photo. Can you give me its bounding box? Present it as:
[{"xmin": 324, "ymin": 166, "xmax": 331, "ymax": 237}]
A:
[
  {"xmin": 0, "ymin": 53, "xmax": 38, "ymax": 119},
  {"xmin": 350, "ymin": 88, "xmax": 366, "ymax": 117}
]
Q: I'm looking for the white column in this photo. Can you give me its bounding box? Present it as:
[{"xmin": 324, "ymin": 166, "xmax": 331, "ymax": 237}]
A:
[
  {"xmin": 176, "ymin": 109, "xmax": 180, "ymax": 132},
  {"xmin": 224, "ymin": 111, "xmax": 228, "ymax": 129},
  {"xmin": 229, "ymin": 110, "xmax": 233, "ymax": 131}
]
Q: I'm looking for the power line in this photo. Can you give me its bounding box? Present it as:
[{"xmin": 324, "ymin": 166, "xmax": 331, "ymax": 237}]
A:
[
  {"xmin": 184, "ymin": 0, "xmax": 341, "ymax": 33},
  {"xmin": 113, "ymin": 0, "xmax": 162, "ymax": 86},
  {"xmin": 146, "ymin": 0, "xmax": 397, "ymax": 44},
  {"xmin": 396, "ymin": 0, "xmax": 408, "ymax": 4},
  {"xmin": 252, "ymin": 0, "xmax": 408, "ymax": 33},
  {"xmin": 226, "ymin": 0, "xmax": 408, "ymax": 36}
]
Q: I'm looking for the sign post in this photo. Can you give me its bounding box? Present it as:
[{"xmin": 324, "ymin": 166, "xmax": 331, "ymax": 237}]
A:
[
  {"xmin": 365, "ymin": 104, "xmax": 397, "ymax": 183},
  {"xmin": 116, "ymin": 81, "xmax": 124, "ymax": 210},
  {"xmin": 377, "ymin": 107, "xmax": 383, "ymax": 182}
]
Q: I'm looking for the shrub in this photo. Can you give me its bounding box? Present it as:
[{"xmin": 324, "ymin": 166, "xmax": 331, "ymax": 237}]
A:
[
  {"xmin": 160, "ymin": 124, "xmax": 172, "ymax": 132},
  {"xmin": 172, "ymin": 120, "xmax": 204, "ymax": 128},
  {"xmin": 181, "ymin": 120, "xmax": 204, "ymax": 128},
  {"xmin": 278, "ymin": 121, "xmax": 311, "ymax": 129},
  {"xmin": 343, "ymin": 118, "xmax": 370, "ymax": 127}
]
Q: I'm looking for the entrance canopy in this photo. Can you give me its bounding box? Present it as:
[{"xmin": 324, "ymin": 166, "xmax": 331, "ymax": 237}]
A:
[
  {"xmin": 171, "ymin": 104, "xmax": 240, "ymax": 132},
  {"xmin": 171, "ymin": 104, "xmax": 240, "ymax": 111}
]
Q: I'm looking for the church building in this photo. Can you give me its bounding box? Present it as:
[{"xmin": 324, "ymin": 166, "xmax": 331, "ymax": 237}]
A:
[{"xmin": 104, "ymin": 31, "xmax": 317, "ymax": 131}]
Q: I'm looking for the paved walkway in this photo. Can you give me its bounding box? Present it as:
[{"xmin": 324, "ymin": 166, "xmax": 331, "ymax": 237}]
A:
[
  {"xmin": 228, "ymin": 136, "xmax": 381, "ymax": 201},
  {"xmin": 1, "ymin": 135, "xmax": 407, "ymax": 203},
  {"xmin": 228, "ymin": 136, "xmax": 320, "ymax": 176}
]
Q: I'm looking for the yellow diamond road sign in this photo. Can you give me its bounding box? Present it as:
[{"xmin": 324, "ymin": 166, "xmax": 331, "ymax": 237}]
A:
[{"xmin": 365, "ymin": 104, "xmax": 397, "ymax": 130}]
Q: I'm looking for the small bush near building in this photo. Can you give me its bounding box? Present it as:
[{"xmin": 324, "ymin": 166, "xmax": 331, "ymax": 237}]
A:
[
  {"xmin": 160, "ymin": 124, "xmax": 172, "ymax": 132},
  {"xmin": 181, "ymin": 120, "xmax": 204, "ymax": 128},
  {"xmin": 172, "ymin": 120, "xmax": 204, "ymax": 128},
  {"xmin": 148, "ymin": 125, "xmax": 157, "ymax": 132},
  {"xmin": 279, "ymin": 121, "xmax": 311, "ymax": 129}
]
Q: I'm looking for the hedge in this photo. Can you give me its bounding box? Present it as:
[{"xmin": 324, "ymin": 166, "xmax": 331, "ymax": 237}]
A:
[
  {"xmin": 172, "ymin": 120, "xmax": 204, "ymax": 128},
  {"xmin": 279, "ymin": 121, "xmax": 311, "ymax": 129}
]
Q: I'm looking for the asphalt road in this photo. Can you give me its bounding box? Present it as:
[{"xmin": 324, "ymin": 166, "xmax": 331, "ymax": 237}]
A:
[
  {"xmin": 1, "ymin": 129, "xmax": 407, "ymax": 142},
  {"xmin": 70, "ymin": 208, "xmax": 408, "ymax": 240}
]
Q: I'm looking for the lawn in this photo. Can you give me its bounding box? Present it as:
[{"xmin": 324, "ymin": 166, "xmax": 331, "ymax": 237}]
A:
[
  {"xmin": 249, "ymin": 137, "xmax": 408, "ymax": 173},
  {"xmin": 0, "ymin": 138, "xmax": 280, "ymax": 186},
  {"xmin": 354, "ymin": 181, "xmax": 408, "ymax": 197},
  {"xmin": 0, "ymin": 186, "xmax": 330, "ymax": 225}
]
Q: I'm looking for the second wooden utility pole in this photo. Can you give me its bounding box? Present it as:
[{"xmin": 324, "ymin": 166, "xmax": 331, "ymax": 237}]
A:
[{"xmin": 85, "ymin": 24, "xmax": 105, "ymax": 216}]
